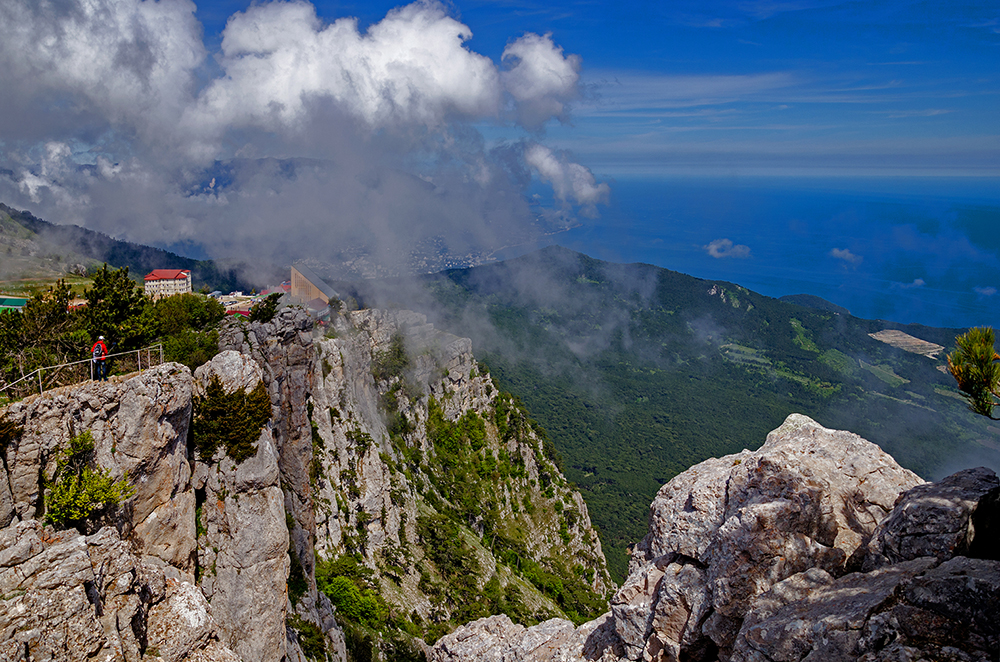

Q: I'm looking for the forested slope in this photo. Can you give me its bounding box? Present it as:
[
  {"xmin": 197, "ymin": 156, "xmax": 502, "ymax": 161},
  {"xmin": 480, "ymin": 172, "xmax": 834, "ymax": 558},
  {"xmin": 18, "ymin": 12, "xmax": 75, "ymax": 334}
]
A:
[{"xmin": 350, "ymin": 246, "xmax": 1000, "ymax": 579}]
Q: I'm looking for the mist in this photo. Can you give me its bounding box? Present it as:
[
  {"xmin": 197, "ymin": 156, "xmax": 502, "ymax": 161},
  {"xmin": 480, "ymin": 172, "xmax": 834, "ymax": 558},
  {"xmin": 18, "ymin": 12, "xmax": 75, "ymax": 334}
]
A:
[{"xmin": 0, "ymin": 0, "xmax": 608, "ymax": 274}]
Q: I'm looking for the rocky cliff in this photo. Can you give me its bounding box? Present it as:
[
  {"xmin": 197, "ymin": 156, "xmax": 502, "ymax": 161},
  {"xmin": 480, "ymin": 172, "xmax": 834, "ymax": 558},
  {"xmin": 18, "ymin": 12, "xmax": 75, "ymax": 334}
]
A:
[
  {"xmin": 430, "ymin": 414, "xmax": 1000, "ymax": 662},
  {"xmin": 0, "ymin": 306, "xmax": 612, "ymax": 661}
]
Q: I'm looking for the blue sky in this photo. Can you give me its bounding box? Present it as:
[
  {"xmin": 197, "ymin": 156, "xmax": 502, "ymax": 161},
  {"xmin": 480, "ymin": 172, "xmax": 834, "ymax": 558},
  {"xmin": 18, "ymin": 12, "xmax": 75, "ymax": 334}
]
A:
[
  {"xmin": 246, "ymin": 0, "xmax": 1000, "ymax": 178},
  {"xmin": 0, "ymin": 0, "xmax": 997, "ymax": 328}
]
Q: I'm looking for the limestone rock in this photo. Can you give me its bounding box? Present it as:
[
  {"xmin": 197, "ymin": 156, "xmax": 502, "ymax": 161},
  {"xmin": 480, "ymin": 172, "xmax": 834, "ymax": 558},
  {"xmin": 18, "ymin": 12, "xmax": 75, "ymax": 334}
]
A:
[
  {"xmin": 0, "ymin": 520, "xmax": 238, "ymax": 662},
  {"xmin": 430, "ymin": 613, "xmax": 624, "ymax": 662},
  {"xmin": 729, "ymin": 556, "xmax": 1000, "ymax": 662},
  {"xmin": 730, "ymin": 558, "xmax": 938, "ymax": 662},
  {"xmin": 865, "ymin": 466, "xmax": 1000, "ymax": 569},
  {"xmin": 192, "ymin": 351, "xmax": 290, "ymax": 662},
  {"xmin": 616, "ymin": 414, "xmax": 924, "ymax": 660},
  {"xmin": 1, "ymin": 363, "xmax": 195, "ymax": 571}
]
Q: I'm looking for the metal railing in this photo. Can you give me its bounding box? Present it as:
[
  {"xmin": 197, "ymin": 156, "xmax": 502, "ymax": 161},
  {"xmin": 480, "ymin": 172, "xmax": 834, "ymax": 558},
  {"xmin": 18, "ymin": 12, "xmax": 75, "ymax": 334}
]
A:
[{"xmin": 0, "ymin": 344, "xmax": 164, "ymax": 402}]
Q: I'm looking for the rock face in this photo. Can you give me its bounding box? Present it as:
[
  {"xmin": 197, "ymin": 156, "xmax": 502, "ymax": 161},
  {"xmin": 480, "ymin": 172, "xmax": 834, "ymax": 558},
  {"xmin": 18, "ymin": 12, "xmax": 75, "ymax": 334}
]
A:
[
  {"xmin": 307, "ymin": 308, "xmax": 614, "ymax": 628},
  {"xmin": 430, "ymin": 414, "xmax": 1000, "ymax": 662},
  {"xmin": 191, "ymin": 351, "xmax": 291, "ymax": 662},
  {"xmin": 1, "ymin": 363, "xmax": 195, "ymax": 570},
  {"xmin": 0, "ymin": 304, "xmax": 610, "ymax": 661},
  {"xmin": 616, "ymin": 413, "xmax": 924, "ymax": 661},
  {"xmin": 864, "ymin": 466, "xmax": 1000, "ymax": 569},
  {"xmin": 0, "ymin": 519, "xmax": 238, "ymax": 662}
]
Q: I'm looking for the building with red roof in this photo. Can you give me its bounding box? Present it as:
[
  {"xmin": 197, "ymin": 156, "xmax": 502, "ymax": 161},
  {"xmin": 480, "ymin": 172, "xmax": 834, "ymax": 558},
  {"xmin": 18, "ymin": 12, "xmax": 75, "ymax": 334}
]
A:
[{"xmin": 144, "ymin": 269, "xmax": 192, "ymax": 300}]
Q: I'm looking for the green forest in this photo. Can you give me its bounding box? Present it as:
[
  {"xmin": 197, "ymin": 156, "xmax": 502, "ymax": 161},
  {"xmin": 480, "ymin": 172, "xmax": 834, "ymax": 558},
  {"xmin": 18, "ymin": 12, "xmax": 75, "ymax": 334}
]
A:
[{"xmin": 353, "ymin": 246, "xmax": 999, "ymax": 580}]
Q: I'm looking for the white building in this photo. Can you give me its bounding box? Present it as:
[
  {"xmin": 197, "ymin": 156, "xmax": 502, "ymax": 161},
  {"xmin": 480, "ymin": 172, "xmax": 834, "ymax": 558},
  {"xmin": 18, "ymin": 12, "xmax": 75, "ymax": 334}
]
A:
[{"xmin": 144, "ymin": 269, "xmax": 192, "ymax": 300}]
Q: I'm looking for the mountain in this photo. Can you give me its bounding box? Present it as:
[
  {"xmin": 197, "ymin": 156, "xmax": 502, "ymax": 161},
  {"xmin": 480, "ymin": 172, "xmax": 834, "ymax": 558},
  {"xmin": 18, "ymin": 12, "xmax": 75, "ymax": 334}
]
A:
[
  {"xmin": 342, "ymin": 245, "xmax": 1000, "ymax": 580},
  {"xmin": 0, "ymin": 307, "xmax": 611, "ymax": 661},
  {"xmin": 0, "ymin": 203, "xmax": 264, "ymax": 293}
]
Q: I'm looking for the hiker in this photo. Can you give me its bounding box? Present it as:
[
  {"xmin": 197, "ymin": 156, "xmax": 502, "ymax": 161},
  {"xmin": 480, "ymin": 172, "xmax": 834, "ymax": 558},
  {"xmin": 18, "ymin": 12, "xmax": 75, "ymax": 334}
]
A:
[{"xmin": 92, "ymin": 336, "xmax": 108, "ymax": 381}]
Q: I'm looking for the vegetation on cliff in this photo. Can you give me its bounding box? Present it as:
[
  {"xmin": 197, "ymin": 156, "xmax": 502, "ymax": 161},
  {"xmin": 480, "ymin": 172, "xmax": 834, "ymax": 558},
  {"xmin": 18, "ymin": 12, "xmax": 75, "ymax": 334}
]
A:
[
  {"xmin": 44, "ymin": 430, "xmax": 135, "ymax": 531},
  {"xmin": 192, "ymin": 375, "xmax": 272, "ymax": 463}
]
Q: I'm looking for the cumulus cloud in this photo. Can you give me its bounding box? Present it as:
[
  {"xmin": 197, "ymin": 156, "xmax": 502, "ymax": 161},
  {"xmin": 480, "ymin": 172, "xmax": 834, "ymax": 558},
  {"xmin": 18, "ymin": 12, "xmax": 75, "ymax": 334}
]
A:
[
  {"xmin": 185, "ymin": 1, "xmax": 501, "ymax": 148},
  {"xmin": 0, "ymin": 0, "xmax": 607, "ymax": 273},
  {"xmin": 502, "ymin": 33, "xmax": 581, "ymax": 129},
  {"xmin": 0, "ymin": 0, "xmax": 205, "ymax": 146},
  {"xmin": 524, "ymin": 143, "xmax": 610, "ymax": 208},
  {"xmin": 704, "ymin": 238, "xmax": 751, "ymax": 258},
  {"xmin": 974, "ymin": 286, "xmax": 997, "ymax": 296},
  {"xmin": 830, "ymin": 247, "xmax": 862, "ymax": 265},
  {"xmin": 893, "ymin": 278, "xmax": 926, "ymax": 289}
]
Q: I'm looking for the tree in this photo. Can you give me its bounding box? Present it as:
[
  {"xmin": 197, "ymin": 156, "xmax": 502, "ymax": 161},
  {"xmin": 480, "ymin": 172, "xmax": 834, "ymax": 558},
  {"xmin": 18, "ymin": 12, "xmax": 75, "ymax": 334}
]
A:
[
  {"xmin": 947, "ymin": 327, "xmax": 1000, "ymax": 419},
  {"xmin": 82, "ymin": 265, "xmax": 151, "ymax": 350}
]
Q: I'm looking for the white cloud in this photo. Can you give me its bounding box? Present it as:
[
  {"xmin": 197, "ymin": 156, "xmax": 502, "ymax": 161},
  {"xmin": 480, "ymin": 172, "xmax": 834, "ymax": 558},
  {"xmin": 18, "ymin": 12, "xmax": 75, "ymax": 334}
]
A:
[
  {"xmin": 830, "ymin": 247, "xmax": 862, "ymax": 265},
  {"xmin": 502, "ymin": 33, "xmax": 581, "ymax": 129},
  {"xmin": 974, "ymin": 286, "xmax": 997, "ymax": 296},
  {"xmin": 0, "ymin": 0, "xmax": 205, "ymax": 145},
  {"xmin": 704, "ymin": 238, "xmax": 751, "ymax": 258},
  {"xmin": 524, "ymin": 143, "xmax": 609, "ymax": 207},
  {"xmin": 186, "ymin": 1, "xmax": 501, "ymax": 144},
  {"xmin": 0, "ymin": 0, "xmax": 608, "ymax": 269},
  {"xmin": 894, "ymin": 278, "xmax": 925, "ymax": 289}
]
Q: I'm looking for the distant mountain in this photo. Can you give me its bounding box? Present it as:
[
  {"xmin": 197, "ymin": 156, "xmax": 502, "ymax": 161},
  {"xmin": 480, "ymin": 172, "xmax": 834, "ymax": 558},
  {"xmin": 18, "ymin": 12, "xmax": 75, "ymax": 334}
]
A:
[
  {"xmin": 779, "ymin": 293, "xmax": 850, "ymax": 315},
  {"xmin": 346, "ymin": 246, "xmax": 997, "ymax": 579},
  {"xmin": 0, "ymin": 203, "xmax": 265, "ymax": 293}
]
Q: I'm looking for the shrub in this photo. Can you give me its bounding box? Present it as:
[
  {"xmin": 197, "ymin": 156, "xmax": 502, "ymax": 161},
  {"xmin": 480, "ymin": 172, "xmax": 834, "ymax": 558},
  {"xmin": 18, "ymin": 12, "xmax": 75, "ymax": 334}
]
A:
[
  {"xmin": 372, "ymin": 332, "xmax": 409, "ymax": 383},
  {"xmin": 192, "ymin": 375, "xmax": 271, "ymax": 463},
  {"xmin": 45, "ymin": 430, "xmax": 134, "ymax": 530},
  {"xmin": 249, "ymin": 292, "xmax": 282, "ymax": 323}
]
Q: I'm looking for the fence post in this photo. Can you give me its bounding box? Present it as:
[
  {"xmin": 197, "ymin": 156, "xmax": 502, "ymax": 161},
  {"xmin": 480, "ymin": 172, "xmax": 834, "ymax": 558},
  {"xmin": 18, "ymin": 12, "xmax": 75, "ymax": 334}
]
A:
[
  {"xmin": 137, "ymin": 349, "xmax": 141, "ymax": 373},
  {"xmin": 38, "ymin": 370, "xmax": 42, "ymax": 394}
]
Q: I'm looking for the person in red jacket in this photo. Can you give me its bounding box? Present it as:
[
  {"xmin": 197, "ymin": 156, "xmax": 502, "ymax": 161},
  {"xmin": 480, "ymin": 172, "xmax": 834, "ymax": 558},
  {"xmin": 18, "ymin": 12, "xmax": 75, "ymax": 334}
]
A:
[{"xmin": 92, "ymin": 336, "xmax": 108, "ymax": 381}]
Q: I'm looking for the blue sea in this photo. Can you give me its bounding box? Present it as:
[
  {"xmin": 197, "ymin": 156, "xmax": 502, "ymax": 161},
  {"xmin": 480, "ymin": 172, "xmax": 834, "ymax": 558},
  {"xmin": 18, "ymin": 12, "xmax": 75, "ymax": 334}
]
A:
[{"xmin": 537, "ymin": 176, "xmax": 1000, "ymax": 331}]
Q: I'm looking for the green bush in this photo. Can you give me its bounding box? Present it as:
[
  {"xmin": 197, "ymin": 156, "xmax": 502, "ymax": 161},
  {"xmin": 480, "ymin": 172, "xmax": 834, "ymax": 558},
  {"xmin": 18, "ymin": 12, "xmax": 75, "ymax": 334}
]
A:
[
  {"xmin": 249, "ymin": 292, "xmax": 282, "ymax": 323},
  {"xmin": 192, "ymin": 375, "xmax": 271, "ymax": 463},
  {"xmin": 372, "ymin": 332, "xmax": 409, "ymax": 383},
  {"xmin": 287, "ymin": 615, "xmax": 327, "ymax": 661},
  {"xmin": 45, "ymin": 431, "xmax": 134, "ymax": 530}
]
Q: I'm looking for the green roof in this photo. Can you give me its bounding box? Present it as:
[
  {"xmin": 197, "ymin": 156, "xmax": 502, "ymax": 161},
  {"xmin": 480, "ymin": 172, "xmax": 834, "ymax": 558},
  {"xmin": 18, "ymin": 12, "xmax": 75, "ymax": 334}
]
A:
[{"xmin": 0, "ymin": 297, "xmax": 27, "ymax": 308}]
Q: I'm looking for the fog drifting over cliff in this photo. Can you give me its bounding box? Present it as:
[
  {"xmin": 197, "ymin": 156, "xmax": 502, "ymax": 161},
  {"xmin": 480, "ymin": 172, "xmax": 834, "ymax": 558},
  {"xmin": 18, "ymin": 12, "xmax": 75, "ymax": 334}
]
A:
[{"xmin": 0, "ymin": 0, "xmax": 609, "ymax": 271}]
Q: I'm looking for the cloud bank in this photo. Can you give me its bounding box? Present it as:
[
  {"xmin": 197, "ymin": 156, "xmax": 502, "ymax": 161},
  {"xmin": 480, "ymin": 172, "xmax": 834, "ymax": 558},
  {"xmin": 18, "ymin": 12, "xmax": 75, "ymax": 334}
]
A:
[{"xmin": 0, "ymin": 0, "xmax": 607, "ymax": 275}]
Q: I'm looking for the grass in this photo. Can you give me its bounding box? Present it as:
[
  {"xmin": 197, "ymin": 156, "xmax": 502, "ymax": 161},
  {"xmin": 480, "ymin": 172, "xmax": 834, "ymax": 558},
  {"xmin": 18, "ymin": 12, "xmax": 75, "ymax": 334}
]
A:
[{"xmin": 0, "ymin": 275, "xmax": 95, "ymax": 298}]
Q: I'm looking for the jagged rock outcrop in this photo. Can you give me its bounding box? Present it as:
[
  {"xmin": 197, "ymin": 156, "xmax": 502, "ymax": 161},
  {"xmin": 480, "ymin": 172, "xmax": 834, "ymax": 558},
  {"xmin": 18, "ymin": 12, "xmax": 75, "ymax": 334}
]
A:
[
  {"xmin": 0, "ymin": 519, "xmax": 238, "ymax": 661},
  {"xmin": 1, "ymin": 363, "xmax": 195, "ymax": 571},
  {"xmin": 615, "ymin": 413, "xmax": 924, "ymax": 661},
  {"xmin": 0, "ymin": 305, "xmax": 611, "ymax": 661},
  {"xmin": 191, "ymin": 351, "xmax": 292, "ymax": 662},
  {"xmin": 431, "ymin": 414, "xmax": 1000, "ymax": 662},
  {"xmin": 308, "ymin": 308, "xmax": 613, "ymax": 630}
]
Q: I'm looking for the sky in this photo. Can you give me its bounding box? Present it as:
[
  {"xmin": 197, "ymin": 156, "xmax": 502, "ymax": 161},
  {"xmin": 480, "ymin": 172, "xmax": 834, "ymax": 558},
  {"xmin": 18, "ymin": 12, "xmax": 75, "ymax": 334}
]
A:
[{"xmin": 0, "ymin": 0, "xmax": 997, "ymax": 319}]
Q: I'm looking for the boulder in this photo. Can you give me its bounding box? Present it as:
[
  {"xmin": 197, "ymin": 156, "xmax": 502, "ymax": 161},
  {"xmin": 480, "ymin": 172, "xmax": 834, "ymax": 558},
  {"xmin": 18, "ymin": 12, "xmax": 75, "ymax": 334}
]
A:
[
  {"xmin": 430, "ymin": 613, "xmax": 624, "ymax": 662},
  {"xmin": 729, "ymin": 556, "xmax": 1000, "ymax": 662},
  {"xmin": 616, "ymin": 414, "xmax": 924, "ymax": 660},
  {"xmin": 865, "ymin": 467, "xmax": 1000, "ymax": 569}
]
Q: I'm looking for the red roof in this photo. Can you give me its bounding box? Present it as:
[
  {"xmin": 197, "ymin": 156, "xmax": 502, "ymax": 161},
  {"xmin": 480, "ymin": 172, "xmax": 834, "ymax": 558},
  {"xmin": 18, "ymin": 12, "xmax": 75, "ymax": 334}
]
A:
[{"xmin": 144, "ymin": 269, "xmax": 191, "ymax": 281}]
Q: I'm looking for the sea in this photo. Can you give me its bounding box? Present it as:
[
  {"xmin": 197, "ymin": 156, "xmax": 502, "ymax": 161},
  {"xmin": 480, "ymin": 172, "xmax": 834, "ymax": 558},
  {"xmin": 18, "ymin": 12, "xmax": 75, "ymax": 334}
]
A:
[{"xmin": 531, "ymin": 176, "xmax": 1000, "ymax": 331}]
